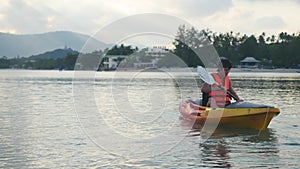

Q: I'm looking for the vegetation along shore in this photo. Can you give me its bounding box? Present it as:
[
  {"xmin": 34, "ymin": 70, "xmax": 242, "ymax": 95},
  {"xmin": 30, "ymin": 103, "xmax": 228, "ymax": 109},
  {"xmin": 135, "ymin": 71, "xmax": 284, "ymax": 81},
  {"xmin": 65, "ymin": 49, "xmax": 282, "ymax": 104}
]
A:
[{"xmin": 1, "ymin": 26, "xmax": 300, "ymax": 71}]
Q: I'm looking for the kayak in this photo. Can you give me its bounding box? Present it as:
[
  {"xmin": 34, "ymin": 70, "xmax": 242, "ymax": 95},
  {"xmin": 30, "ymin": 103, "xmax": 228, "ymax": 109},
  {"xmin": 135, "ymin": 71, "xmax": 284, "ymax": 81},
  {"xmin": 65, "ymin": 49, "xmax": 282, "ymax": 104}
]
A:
[{"xmin": 179, "ymin": 100, "xmax": 280, "ymax": 130}]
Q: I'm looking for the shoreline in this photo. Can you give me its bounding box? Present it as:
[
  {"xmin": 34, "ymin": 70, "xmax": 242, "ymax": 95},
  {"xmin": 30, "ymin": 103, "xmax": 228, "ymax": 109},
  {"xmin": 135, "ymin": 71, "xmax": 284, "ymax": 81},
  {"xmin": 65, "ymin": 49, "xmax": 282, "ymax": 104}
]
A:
[
  {"xmin": 0, "ymin": 67, "xmax": 299, "ymax": 73},
  {"xmin": 227, "ymin": 68, "xmax": 300, "ymax": 73},
  {"xmin": 138, "ymin": 67, "xmax": 300, "ymax": 73}
]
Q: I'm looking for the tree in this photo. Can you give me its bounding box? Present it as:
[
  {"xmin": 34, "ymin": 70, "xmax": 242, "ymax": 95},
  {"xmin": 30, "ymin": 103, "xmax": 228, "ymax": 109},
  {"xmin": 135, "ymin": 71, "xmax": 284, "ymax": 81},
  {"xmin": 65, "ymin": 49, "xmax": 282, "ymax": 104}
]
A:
[
  {"xmin": 258, "ymin": 32, "xmax": 266, "ymax": 44},
  {"xmin": 239, "ymin": 35, "xmax": 258, "ymax": 58},
  {"xmin": 63, "ymin": 53, "xmax": 78, "ymax": 70},
  {"xmin": 173, "ymin": 25, "xmax": 212, "ymax": 67},
  {"xmin": 106, "ymin": 44, "xmax": 137, "ymax": 55},
  {"xmin": 0, "ymin": 56, "xmax": 10, "ymax": 68}
]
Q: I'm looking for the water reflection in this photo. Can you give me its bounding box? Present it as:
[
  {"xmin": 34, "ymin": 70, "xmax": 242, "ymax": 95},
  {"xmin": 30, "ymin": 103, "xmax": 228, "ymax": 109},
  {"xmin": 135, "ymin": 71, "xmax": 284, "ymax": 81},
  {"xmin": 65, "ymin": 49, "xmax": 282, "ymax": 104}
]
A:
[
  {"xmin": 198, "ymin": 140, "xmax": 232, "ymax": 168},
  {"xmin": 1, "ymin": 70, "xmax": 299, "ymax": 168},
  {"xmin": 232, "ymin": 78, "xmax": 300, "ymax": 91},
  {"xmin": 184, "ymin": 121, "xmax": 280, "ymax": 168}
]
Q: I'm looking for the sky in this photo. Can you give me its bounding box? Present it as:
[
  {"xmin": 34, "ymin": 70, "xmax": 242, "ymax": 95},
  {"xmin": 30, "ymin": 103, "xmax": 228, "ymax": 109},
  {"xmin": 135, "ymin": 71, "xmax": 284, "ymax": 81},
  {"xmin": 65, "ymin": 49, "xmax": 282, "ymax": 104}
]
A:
[{"xmin": 0, "ymin": 0, "xmax": 300, "ymax": 45}]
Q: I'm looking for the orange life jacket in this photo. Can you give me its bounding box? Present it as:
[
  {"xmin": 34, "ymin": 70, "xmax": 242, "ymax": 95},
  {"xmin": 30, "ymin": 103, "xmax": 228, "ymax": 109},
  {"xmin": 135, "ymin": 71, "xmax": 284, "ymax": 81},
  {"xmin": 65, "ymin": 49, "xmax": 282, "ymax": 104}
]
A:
[{"xmin": 208, "ymin": 73, "xmax": 231, "ymax": 107}]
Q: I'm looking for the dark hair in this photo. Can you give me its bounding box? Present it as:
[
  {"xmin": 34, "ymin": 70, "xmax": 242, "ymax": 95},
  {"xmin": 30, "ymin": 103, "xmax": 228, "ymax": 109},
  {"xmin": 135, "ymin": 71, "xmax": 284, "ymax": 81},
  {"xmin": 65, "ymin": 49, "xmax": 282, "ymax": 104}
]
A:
[{"xmin": 218, "ymin": 57, "xmax": 232, "ymax": 69}]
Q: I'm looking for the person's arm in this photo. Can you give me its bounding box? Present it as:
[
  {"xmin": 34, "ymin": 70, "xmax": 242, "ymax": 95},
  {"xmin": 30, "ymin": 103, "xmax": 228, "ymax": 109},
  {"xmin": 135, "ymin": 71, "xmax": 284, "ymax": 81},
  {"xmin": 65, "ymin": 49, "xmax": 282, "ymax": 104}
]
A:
[
  {"xmin": 228, "ymin": 81, "xmax": 242, "ymax": 101},
  {"xmin": 201, "ymin": 83, "xmax": 211, "ymax": 93}
]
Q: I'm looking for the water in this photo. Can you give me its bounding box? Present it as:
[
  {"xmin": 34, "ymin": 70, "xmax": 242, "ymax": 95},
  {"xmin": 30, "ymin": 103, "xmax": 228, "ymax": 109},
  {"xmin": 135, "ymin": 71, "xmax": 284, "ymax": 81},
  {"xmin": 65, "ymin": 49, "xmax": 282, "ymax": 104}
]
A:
[{"xmin": 0, "ymin": 69, "xmax": 299, "ymax": 168}]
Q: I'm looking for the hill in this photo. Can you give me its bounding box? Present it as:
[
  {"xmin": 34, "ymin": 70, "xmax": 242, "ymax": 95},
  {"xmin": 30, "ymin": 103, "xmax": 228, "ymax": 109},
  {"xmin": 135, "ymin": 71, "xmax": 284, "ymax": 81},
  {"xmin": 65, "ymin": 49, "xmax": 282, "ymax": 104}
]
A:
[
  {"xmin": 29, "ymin": 48, "xmax": 79, "ymax": 59},
  {"xmin": 0, "ymin": 31, "xmax": 108, "ymax": 58}
]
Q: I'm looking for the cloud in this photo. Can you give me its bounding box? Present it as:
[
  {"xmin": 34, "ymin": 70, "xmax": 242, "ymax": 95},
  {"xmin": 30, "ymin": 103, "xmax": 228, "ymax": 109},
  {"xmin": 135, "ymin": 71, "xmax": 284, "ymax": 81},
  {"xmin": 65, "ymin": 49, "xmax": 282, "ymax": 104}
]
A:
[
  {"xmin": 177, "ymin": 0, "xmax": 233, "ymax": 17},
  {"xmin": 91, "ymin": 13, "xmax": 193, "ymax": 47},
  {"xmin": 0, "ymin": 0, "xmax": 55, "ymax": 33},
  {"xmin": 254, "ymin": 16, "xmax": 286, "ymax": 30},
  {"xmin": 0, "ymin": 0, "xmax": 234, "ymax": 34},
  {"xmin": 0, "ymin": 0, "xmax": 299, "ymax": 36},
  {"xmin": 197, "ymin": 0, "xmax": 300, "ymax": 36}
]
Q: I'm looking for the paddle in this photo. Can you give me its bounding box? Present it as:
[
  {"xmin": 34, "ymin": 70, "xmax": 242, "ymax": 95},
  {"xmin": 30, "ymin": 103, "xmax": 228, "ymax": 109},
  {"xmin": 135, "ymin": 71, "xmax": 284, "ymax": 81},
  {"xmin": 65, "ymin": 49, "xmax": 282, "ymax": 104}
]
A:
[{"xmin": 197, "ymin": 66, "xmax": 239, "ymax": 101}]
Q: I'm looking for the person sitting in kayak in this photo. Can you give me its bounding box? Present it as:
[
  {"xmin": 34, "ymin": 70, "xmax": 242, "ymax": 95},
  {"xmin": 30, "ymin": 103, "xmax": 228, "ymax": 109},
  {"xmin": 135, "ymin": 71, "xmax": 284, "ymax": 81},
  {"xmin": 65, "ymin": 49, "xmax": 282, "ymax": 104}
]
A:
[{"xmin": 201, "ymin": 57, "xmax": 242, "ymax": 107}]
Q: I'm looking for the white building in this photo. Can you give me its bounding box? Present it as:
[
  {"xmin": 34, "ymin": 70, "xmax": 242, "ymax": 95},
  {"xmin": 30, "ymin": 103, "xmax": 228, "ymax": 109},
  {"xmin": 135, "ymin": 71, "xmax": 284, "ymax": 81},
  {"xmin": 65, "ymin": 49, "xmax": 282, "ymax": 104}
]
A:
[
  {"xmin": 134, "ymin": 59, "xmax": 157, "ymax": 69},
  {"xmin": 145, "ymin": 46, "xmax": 168, "ymax": 57},
  {"xmin": 132, "ymin": 46, "xmax": 169, "ymax": 69},
  {"xmin": 102, "ymin": 55, "xmax": 126, "ymax": 70}
]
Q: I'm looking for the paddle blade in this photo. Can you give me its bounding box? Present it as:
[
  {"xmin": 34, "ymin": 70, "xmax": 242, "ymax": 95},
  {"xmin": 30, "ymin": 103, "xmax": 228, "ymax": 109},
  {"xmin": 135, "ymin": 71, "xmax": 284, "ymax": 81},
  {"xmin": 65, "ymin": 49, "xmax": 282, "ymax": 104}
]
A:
[{"xmin": 197, "ymin": 66, "xmax": 215, "ymax": 85}]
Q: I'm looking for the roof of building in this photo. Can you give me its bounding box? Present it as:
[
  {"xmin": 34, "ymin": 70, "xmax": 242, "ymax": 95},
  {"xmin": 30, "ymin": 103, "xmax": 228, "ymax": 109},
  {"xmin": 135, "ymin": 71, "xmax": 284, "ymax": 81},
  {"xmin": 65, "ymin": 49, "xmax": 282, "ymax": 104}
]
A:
[{"xmin": 240, "ymin": 57, "xmax": 260, "ymax": 63}]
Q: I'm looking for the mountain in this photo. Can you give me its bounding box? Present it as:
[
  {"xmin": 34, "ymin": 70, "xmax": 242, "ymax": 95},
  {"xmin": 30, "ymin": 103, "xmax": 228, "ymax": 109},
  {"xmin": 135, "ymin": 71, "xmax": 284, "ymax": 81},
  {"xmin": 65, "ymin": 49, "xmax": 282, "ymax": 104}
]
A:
[
  {"xmin": 29, "ymin": 48, "xmax": 79, "ymax": 59},
  {"xmin": 0, "ymin": 31, "xmax": 108, "ymax": 58}
]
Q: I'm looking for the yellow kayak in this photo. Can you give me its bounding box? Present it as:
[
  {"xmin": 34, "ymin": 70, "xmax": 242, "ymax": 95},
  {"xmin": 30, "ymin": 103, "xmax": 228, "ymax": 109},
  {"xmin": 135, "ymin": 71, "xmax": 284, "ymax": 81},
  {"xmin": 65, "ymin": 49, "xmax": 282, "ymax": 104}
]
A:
[{"xmin": 179, "ymin": 100, "xmax": 280, "ymax": 130}]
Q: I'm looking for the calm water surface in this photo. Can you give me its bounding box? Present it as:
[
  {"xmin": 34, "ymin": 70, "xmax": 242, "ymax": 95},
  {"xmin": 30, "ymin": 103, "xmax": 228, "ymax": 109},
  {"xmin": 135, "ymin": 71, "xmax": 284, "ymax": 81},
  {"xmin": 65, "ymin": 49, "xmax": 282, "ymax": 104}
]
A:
[{"xmin": 0, "ymin": 69, "xmax": 299, "ymax": 168}]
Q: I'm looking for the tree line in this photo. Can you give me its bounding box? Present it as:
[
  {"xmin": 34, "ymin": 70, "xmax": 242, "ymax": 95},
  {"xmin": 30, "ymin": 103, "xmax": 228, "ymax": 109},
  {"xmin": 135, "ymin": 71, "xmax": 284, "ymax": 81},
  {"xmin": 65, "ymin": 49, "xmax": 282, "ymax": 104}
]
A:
[
  {"xmin": 0, "ymin": 45, "xmax": 137, "ymax": 70},
  {"xmin": 1, "ymin": 26, "xmax": 300, "ymax": 69},
  {"xmin": 0, "ymin": 54, "xmax": 78, "ymax": 70},
  {"xmin": 173, "ymin": 25, "xmax": 300, "ymax": 68}
]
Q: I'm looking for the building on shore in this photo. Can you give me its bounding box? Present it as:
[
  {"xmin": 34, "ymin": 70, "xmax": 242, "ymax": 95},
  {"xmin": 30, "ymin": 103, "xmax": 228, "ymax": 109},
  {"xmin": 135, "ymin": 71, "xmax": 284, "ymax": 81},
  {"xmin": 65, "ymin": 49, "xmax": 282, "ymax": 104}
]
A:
[
  {"xmin": 100, "ymin": 46, "xmax": 170, "ymax": 70},
  {"xmin": 133, "ymin": 59, "xmax": 157, "ymax": 69},
  {"xmin": 134, "ymin": 46, "xmax": 169, "ymax": 69},
  {"xmin": 240, "ymin": 57, "xmax": 260, "ymax": 69},
  {"xmin": 102, "ymin": 55, "xmax": 126, "ymax": 70},
  {"xmin": 145, "ymin": 46, "xmax": 168, "ymax": 57}
]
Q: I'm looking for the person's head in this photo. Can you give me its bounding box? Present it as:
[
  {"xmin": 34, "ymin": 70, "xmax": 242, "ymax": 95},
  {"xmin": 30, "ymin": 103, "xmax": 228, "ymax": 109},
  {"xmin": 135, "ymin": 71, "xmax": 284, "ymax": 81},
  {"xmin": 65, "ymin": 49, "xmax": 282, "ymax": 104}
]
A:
[{"xmin": 217, "ymin": 57, "xmax": 232, "ymax": 76}]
